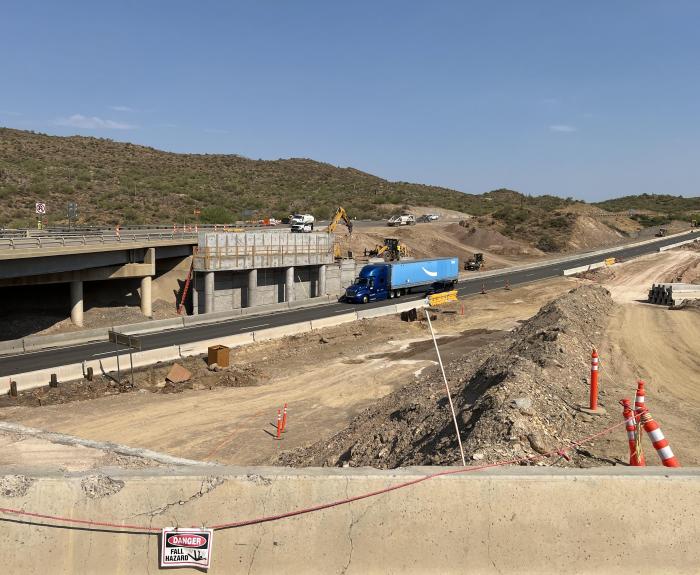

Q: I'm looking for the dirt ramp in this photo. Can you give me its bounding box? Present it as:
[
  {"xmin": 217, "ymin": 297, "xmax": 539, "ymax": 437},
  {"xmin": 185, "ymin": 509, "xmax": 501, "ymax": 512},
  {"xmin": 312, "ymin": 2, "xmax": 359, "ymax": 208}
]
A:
[{"xmin": 277, "ymin": 285, "xmax": 616, "ymax": 468}]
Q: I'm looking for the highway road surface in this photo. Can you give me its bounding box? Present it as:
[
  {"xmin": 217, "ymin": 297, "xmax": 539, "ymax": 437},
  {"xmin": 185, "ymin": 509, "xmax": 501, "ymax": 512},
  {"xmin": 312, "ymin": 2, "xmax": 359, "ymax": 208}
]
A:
[{"xmin": 0, "ymin": 232, "xmax": 694, "ymax": 377}]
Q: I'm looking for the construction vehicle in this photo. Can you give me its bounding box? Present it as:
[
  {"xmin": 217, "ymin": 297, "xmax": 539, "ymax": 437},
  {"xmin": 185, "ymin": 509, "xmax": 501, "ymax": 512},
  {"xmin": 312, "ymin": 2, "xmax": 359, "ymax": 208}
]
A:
[
  {"xmin": 464, "ymin": 253, "xmax": 484, "ymax": 271},
  {"xmin": 290, "ymin": 214, "xmax": 314, "ymax": 233},
  {"xmin": 367, "ymin": 237, "xmax": 408, "ymax": 261},
  {"xmin": 325, "ymin": 207, "xmax": 353, "ymax": 235},
  {"xmin": 343, "ymin": 257, "xmax": 459, "ymax": 303},
  {"xmin": 655, "ymin": 227, "xmax": 667, "ymax": 237},
  {"xmin": 387, "ymin": 214, "xmax": 416, "ymax": 226}
]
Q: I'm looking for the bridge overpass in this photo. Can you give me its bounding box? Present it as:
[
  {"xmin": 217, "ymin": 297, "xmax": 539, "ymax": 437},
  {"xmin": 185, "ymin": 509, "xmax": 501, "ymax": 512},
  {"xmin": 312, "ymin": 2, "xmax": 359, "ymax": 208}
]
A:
[{"xmin": 0, "ymin": 232, "xmax": 197, "ymax": 326}]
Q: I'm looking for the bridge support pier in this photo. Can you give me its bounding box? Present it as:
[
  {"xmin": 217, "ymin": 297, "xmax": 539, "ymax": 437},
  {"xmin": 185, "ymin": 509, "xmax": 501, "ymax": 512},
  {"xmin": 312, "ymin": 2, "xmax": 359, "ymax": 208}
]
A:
[
  {"xmin": 285, "ymin": 266, "xmax": 295, "ymax": 303},
  {"xmin": 204, "ymin": 271, "xmax": 215, "ymax": 314},
  {"xmin": 70, "ymin": 280, "xmax": 83, "ymax": 327},
  {"xmin": 318, "ymin": 264, "xmax": 326, "ymax": 297},
  {"xmin": 140, "ymin": 276, "xmax": 152, "ymax": 317},
  {"xmin": 247, "ymin": 269, "xmax": 257, "ymax": 308}
]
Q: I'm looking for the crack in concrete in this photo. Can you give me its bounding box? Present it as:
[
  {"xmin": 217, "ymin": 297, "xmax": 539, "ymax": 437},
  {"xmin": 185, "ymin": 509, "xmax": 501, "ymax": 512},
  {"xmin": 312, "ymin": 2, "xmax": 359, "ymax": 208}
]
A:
[
  {"xmin": 340, "ymin": 477, "xmax": 371, "ymax": 575},
  {"xmin": 486, "ymin": 481, "xmax": 503, "ymax": 575},
  {"xmin": 247, "ymin": 477, "xmax": 274, "ymax": 575},
  {"xmin": 132, "ymin": 476, "xmax": 224, "ymax": 519}
]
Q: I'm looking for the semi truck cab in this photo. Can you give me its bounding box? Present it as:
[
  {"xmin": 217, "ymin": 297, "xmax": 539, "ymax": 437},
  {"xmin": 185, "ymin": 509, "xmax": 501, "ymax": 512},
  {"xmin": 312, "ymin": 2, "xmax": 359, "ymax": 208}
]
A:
[{"xmin": 344, "ymin": 265, "xmax": 390, "ymax": 303}]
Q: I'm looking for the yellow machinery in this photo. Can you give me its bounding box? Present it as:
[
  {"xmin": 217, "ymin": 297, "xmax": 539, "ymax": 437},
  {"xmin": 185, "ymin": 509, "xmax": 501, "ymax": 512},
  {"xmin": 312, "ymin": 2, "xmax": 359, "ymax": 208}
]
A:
[
  {"xmin": 367, "ymin": 237, "xmax": 409, "ymax": 261},
  {"xmin": 325, "ymin": 207, "xmax": 353, "ymax": 234},
  {"xmin": 326, "ymin": 207, "xmax": 353, "ymax": 258}
]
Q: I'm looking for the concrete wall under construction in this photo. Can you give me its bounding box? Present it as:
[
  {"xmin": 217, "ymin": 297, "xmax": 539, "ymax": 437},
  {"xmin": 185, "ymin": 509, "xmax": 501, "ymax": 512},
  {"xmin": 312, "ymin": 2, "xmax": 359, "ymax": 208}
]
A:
[
  {"xmin": 191, "ymin": 231, "xmax": 355, "ymax": 314},
  {"xmin": 1, "ymin": 466, "xmax": 698, "ymax": 574},
  {"xmin": 191, "ymin": 259, "xmax": 357, "ymax": 314}
]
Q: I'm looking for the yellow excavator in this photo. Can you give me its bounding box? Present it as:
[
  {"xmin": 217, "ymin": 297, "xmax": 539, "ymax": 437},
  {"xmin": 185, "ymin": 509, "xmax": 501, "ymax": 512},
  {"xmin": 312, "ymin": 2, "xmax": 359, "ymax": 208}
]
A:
[
  {"xmin": 325, "ymin": 207, "xmax": 353, "ymax": 234},
  {"xmin": 326, "ymin": 207, "xmax": 353, "ymax": 258}
]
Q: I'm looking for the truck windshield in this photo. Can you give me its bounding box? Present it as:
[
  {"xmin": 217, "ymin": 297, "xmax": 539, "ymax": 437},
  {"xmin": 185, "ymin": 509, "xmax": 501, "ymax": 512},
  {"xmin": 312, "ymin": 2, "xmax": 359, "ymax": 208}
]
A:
[{"xmin": 354, "ymin": 278, "xmax": 369, "ymax": 286}]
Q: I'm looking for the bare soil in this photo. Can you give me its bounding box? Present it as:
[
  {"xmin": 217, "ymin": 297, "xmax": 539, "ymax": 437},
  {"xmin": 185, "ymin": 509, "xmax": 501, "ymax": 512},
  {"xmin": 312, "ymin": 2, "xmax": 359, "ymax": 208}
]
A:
[{"xmin": 0, "ymin": 277, "xmax": 583, "ymax": 466}]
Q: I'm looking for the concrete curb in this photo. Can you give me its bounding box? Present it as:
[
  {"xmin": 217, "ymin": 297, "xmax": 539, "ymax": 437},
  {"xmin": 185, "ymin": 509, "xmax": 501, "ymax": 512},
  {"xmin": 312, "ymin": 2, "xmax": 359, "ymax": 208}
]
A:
[{"xmin": 253, "ymin": 322, "xmax": 313, "ymax": 342}]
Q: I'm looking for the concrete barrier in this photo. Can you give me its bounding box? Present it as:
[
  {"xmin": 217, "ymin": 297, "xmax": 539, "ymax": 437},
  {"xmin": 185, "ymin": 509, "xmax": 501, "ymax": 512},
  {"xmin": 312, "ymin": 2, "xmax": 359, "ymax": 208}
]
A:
[
  {"xmin": 253, "ymin": 321, "xmax": 313, "ymax": 341},
  {"xmin": 10, "ymin": 364, "xmax": 86, "ymax": 392},
  {"xmin": 394, "ymin": 300, "xmax": 428, "ymax": 313},
  {"xmin": 1, "ymin": 466, "xmax": 698, "ymax": 574},
  {"xmin": 22, "ymin": 328, "xmax": 110, "ymax": 352},
  {"xmin": 182, "ymin": 309, "xmax": 243, "ymax": 327},
  {"xmin": 0, "ymin": 339, "xmax": 25, "ymax": 355},
  {"xmin": 356, "ymin": 305, "xmax": 399, "ymax": 319},
  {"xmin": 659, "ymin": 237, "xmax": 700, "ymax": 252},
  {"xmin": 114, "ymin": 317, "xmax": 185, "ymax": 335},
  {"xmin": 562, "ymin": 261, "xmax": 607, "ymax": 276},
  {"xmin": 240, "ymin": 301, "xmax": 290, "ymax": 316},
  {"xmin": 310, "ymin": 312, "xmax": 358, "ymax": 330},
  {"xmin": 178, "ymin": 333, "xmax": 255, "ymax": 357}
]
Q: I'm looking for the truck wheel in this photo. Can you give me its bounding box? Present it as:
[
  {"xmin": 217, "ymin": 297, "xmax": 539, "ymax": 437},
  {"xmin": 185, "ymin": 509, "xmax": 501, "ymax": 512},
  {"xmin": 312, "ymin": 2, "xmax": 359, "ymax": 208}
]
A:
[
  {"xmin": 396, "ymin": 289, "xmax": 402, "ymax": 298},
  {"xmin": 388, "ymin": 290, "xmax": 394, "ymax": 299},
  {"xmin": 362, "ymin": 295, "xmax": 369, "ymax": 304}
]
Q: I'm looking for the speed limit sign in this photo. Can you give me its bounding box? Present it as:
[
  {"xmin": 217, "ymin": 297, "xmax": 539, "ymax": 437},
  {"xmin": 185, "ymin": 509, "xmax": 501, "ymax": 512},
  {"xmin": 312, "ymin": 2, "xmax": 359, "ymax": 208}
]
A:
[{"xmin": 35, "ymin": 202, "xmax": 46, "ymax": 215}]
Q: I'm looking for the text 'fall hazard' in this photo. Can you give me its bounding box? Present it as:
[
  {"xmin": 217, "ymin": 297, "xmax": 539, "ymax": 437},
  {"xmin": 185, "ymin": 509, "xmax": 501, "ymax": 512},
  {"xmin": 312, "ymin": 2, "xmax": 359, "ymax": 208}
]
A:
[{"xmin": 160, "ymin": 528, "xmax": 213, "ymax": 569}]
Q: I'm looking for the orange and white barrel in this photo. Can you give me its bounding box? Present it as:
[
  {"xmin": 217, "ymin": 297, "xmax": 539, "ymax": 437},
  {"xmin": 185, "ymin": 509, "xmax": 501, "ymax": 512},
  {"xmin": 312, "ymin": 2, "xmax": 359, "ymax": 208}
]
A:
[
  {"xmin": 640, "ymin": 410, "xmax": 680, "ymax": 467},
  {"xmin": 620, "ymin": 399, "xmax": 645, "ymax": 466}
]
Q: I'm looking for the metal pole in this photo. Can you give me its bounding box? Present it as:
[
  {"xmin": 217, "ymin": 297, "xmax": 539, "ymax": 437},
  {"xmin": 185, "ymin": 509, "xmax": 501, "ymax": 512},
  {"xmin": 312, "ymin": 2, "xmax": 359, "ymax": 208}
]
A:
[
  {"xmin": 115, "ymin": 339, "xmax": 121, "ymax": 383},
  {"xmin": 425, "ymin": 309, "xmax": 467, "ymax": 466},
  {"xmin": 129, "ymin": 345, "xmax": 135, "ymax": 387}
]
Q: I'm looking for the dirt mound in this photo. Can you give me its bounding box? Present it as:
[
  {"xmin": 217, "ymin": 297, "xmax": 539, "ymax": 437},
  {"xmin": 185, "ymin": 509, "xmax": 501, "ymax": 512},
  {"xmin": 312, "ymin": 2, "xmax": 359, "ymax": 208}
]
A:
[
  {"xmin": 276, "ymin": 285, "xmax": 616, "ymax": 468},
  {"xmin": 567, "ymin": 216, "xmax": 625, "ymax": 251},
  {"xmin": 444, "ymin": 222, "xmax": 541, "ymax": 256}
]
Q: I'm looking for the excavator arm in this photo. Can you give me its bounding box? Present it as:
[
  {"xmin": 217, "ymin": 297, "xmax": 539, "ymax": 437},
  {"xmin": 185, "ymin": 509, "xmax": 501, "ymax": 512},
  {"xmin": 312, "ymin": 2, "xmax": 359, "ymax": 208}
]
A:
[{"xmin": 326, "ymin": 207, "xmax": 353, "ymax": 234}]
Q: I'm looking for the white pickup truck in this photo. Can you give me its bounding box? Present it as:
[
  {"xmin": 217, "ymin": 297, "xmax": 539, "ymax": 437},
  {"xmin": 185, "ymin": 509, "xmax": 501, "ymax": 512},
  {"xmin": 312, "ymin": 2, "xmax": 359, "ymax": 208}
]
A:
[
  {"xmin": 387, "ymin": 214, "xmax": 416, "ymax": 226},
  {"xmin": 290, "ymin": 214, "xmax": 315, "ymax": 233}
]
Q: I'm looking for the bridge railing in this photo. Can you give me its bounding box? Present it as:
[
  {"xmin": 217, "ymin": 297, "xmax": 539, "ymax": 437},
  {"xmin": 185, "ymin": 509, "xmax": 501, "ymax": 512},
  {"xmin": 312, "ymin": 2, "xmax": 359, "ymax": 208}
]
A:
[{"xmin": 0, "ymin": 232, "xmax": 199, "ymax": 250}]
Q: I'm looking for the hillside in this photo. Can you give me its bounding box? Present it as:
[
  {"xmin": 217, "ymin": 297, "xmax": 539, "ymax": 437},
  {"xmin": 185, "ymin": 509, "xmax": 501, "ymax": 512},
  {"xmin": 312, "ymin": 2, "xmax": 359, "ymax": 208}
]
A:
[
  {"xmin": 0, "ymin": 127, "xmax": 696, "ymax": 252},
  {"xmin": 594, "ymin": 194, "xmax": 700, "ymax": 227},
  {"xmin": 0, "ymin": 127, "xmax": 491, "ymax": 227}
]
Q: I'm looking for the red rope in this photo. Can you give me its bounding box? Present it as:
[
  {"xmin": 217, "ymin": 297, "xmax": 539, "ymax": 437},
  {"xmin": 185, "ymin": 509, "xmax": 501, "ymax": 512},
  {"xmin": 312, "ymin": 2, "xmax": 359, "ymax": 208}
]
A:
[{"xmin": 0, "ymin": 417, "xmax": 629, "ymax": 535}]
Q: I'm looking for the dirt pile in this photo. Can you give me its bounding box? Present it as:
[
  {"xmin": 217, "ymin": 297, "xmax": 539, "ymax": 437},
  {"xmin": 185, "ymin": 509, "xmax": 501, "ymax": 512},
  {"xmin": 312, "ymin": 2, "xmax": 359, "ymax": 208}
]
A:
[
  {"xmin": 276, "ymin": 285, "xmax": 617, "ymax": 468},
  {"xmin": 0, "ymin": 357, "xmax": 262, "ymax": 408}
]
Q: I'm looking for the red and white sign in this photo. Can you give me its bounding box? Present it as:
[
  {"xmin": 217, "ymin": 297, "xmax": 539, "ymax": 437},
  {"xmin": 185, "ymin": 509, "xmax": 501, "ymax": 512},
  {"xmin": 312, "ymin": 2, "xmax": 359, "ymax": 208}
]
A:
[
  {"xmin": 160, "ymin": 528, "xmax": 213, "ymax": 569},
  {"xmin": 35, "ymin": 202, "xmax": 46, "ymax": 214}
]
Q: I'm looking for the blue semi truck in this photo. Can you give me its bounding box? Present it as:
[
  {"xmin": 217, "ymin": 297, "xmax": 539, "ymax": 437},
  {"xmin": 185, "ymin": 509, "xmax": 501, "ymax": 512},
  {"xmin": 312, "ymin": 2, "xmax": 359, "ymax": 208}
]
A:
[{"xmin": 343, "ymin": 257, "xmax": 459, "ymax": 303}]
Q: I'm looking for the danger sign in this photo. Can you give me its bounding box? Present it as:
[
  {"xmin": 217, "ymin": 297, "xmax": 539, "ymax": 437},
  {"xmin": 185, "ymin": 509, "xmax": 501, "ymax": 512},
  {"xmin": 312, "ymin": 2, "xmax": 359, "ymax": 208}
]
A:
[
  {"xmin": 35, "ymin": 202, "xmax": 46, "ymax": 214},
  {"xmin": 160, "ymin": 528, "xmax": 213, "ymax": 569}
]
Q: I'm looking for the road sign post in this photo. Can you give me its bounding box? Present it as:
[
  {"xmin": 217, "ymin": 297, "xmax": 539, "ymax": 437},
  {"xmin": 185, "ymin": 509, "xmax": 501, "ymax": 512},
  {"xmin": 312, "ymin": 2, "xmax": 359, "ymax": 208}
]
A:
[{"xmin": 107, "ymin": 331, "xmax": 142, "ymax": 386}]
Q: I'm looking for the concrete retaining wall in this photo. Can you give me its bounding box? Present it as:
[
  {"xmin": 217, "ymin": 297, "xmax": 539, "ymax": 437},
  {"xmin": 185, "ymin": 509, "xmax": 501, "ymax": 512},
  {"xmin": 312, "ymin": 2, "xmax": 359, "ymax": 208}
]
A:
[{"xmin": 1, "ymin": 466, "xmax": 698, "ymax": 574}]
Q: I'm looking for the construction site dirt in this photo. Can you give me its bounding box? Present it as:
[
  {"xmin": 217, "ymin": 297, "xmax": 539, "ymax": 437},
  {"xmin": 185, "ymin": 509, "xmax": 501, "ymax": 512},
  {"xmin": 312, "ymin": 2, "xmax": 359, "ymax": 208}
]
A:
[{"xmin": 2, "ymin": 248, "xmax": 699, "ymax": 471}]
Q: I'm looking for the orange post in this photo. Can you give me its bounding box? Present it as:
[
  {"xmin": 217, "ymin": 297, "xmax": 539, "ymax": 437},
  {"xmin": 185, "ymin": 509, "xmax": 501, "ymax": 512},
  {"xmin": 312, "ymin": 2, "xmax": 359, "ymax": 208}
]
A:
[
  {"xmin": 589, "ymin": 349, "xmax": 599, "ymax": 410},
  {"xmin": 275, "ymin": 409, "xmax": 282, "ymax": 440},
  {"xmin": 640, "ymin": 409, "xmax": 680, "ymax": 467},
  {"xmin": 504, "ymin": 279, "xmax": 511, "ymax": 290},
  {"xmin": 281, "ymin": 403, "xmax": 288, "ymax": 433},
  {"xmin": 620, "ymin": 399, "xmax": 645, "ymax": 466},
  {"xmin": 480, "ymin": 283, "xmax": 487, "ymax": 294}
]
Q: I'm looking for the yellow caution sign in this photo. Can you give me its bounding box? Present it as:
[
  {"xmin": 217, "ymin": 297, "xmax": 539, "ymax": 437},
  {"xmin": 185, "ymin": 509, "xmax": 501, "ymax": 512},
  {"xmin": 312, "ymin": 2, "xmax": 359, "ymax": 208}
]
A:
[
  {"xmin": 427, "ymin": 290, "xmax": 458, "ymax": 306},
  {"xmin": 605, "ymin": 257, "xmax": 616, "ymax": 266}
]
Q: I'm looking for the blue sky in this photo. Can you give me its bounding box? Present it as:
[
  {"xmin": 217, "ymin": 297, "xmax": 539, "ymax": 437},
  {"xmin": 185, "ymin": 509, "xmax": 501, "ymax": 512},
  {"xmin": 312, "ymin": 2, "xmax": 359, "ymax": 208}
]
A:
[{"xmin": 2, "ymin": 1, "xmax": 699, "ymax": 201}]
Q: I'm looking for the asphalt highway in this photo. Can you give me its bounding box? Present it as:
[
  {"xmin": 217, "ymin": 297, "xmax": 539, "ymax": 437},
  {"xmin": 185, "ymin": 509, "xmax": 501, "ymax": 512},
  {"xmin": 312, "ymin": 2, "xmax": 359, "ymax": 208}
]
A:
[{"xmin": 0, "ymin": 232, "xmax": 693, "ymax": 376}]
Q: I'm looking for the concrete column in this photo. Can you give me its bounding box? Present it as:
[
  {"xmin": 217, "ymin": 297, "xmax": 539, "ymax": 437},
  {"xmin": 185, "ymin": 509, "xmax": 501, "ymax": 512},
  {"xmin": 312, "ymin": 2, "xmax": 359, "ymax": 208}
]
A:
[
  {"xmin": 204, "ymin": 271, "xmax": 215, "ymax": 314},
  {"xmin": 318, "ymin": 264, "xmax": 327, "ymax": 297},
  {"xmin": 140, "ymin": 276, "xmax": 152, "ymax": 317},
  {"xmin": 285, "ymin": 266, "xmax": 295, "ymax": 303},
  {"xmin": 247, "ymin": 269, "xmax": 258, "ymax": 308},
  {"xmin": 70, "ymin": 280, "xmax": 83, "ymax": 327}
]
